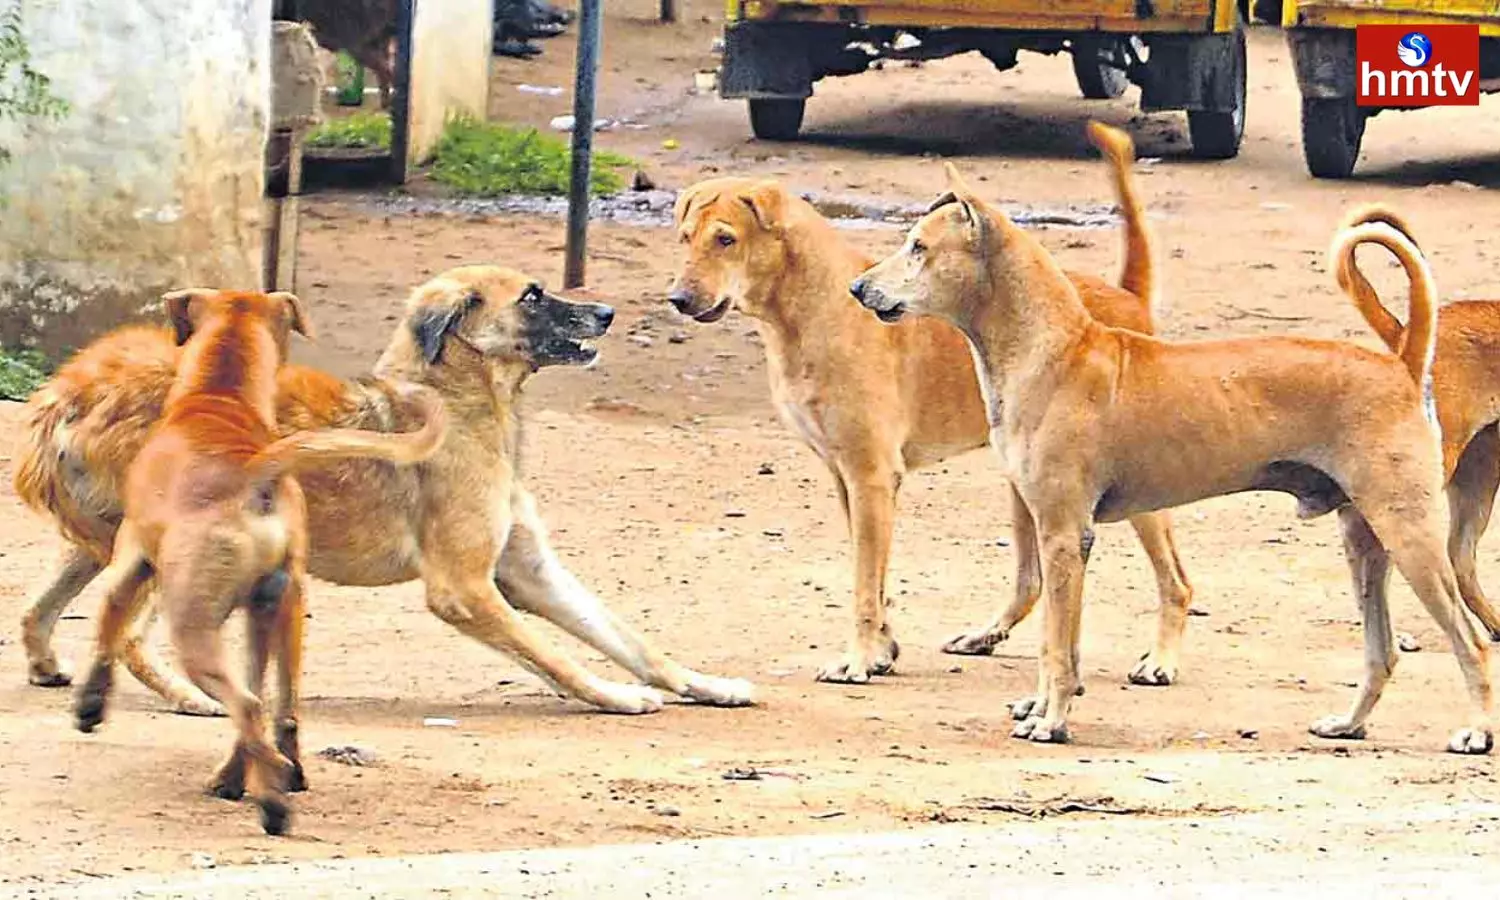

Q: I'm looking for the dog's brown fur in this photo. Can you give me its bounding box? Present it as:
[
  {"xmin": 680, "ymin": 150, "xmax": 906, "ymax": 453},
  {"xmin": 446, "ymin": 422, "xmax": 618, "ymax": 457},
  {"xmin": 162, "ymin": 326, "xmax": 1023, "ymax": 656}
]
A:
[
  {"xmin": 668, "ymin": 124, "xmax": 1194, "ymax": 686},
  {"xmin": 69, "ymin": 288, "xmax": 447, "ymax": 836},
  {"xmin": 16, "ymin": 267, "xmax": 754, "ymax": 721},
  {"xmin": 1334, "ymin": 204, "xmax": 1500, "ymax": 642},
  {"xmin": 299, "ymin": 0, "xmax": 398, "ymax": 108},
  {"xmin": 851, "ymin": 130, "xmax": 1493, "ymax": 754}
]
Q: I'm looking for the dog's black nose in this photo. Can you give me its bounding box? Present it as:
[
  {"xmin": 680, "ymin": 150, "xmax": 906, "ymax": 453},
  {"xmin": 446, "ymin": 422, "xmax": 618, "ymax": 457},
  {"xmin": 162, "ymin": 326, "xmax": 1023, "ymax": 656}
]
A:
[
  {"xmin": 849, "ymin": 279, "xmax": 867, "ymax": 302},
  {"xmin": 667, "ymin": 286, "xmax": 692, "ymax": 312}
]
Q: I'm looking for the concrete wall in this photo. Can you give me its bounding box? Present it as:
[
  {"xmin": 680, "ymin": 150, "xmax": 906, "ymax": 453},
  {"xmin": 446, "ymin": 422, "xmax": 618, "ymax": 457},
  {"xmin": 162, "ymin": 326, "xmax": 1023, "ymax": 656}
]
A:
[
  {"xmin": 408, "ymin": 0, "xmax": 493, "ymax": 163},
  {"xmin": 0, "ymin": 0, "xmax": 272, "ymax": 357}
]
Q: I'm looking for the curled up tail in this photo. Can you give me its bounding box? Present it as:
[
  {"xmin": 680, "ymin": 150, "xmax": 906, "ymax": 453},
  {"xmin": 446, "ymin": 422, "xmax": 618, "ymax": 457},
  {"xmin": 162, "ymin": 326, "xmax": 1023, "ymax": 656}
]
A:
[
  {"xmin": 247, "ymin": 384, "xmax": 447, "ymax": 486},
  {"xmin": 1334, "ymin": 204, "xmax": 1423, "ymax": 352},
  {"xmin": 1085, "ymin": 120, "xmax": 1155, "ymax": 310},
  {"xmin": 1329, "ymin": 220, "xmax": 1437, "ymax": 389}
]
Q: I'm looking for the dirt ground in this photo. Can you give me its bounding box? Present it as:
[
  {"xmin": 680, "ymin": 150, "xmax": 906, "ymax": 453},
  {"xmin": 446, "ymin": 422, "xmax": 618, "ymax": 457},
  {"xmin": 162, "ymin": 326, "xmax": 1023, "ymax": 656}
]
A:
[{"xmin": 4, "ymin": 0, "xmax": 1500, "ymax": 889}]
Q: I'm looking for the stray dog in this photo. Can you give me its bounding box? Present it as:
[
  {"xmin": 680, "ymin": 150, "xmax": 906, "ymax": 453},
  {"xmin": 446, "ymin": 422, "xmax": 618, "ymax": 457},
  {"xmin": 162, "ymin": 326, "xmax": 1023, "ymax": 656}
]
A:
[
  {"xmin": 297, "ymin": 0, "xmax": 397, "ymax": 108},
  {"xmin": 71, "ymin": 288, "xmax": 447, "ymax": 836},
  {"xmin": 668, "ymin": 124, "xmax": 1195, "ymax": 687},
  {"xmin": 850, "ymin": 145, "xmax": 1493, "ymax": 753},
  {"xmin": 16, "ymin": 267, "xmax": 754, "ymax": 720},
  {"xmin": 1335, "ymin": 204, "xmax": 1500, "ymax": 642}
]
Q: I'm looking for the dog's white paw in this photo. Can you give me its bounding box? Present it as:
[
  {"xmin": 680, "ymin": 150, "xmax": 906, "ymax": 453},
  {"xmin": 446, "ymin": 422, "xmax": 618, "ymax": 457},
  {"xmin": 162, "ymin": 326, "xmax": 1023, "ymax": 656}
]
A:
[
  {"xmin": 1010, "ymin": 695, "xmax": 1045, "ymax": 721},
  {"xmin": 1447, "ymin": 727, "xmax": 1494, "ymax": 755},
  {"xmin": 941, "ymin": 627, "xmax": 1007, "ymax": 657},
  {"xmin": 815, "ymin": 638, "xmax": 898, "ymax": 685},
  {"xmin": 682, "ymin": 676, "xmax": 756, "ymax": 707},
  {"xmin": 174, "ymin": 694, "xmax": 227, "ymax": 718},
  {"xmin": 1128, "ymin": 650, "xmax": 1178, "ymax": 687},
  {"xmin": 1308, "ymin": 715, "xmax": 1367, "ymax": 740},
  {"xmin": 28, "ymin": 658, "xmax": 73, "ymax": 688},
  {"xmin": 597, "ymin": 684, "xmax": 666, "ymax": 715}
]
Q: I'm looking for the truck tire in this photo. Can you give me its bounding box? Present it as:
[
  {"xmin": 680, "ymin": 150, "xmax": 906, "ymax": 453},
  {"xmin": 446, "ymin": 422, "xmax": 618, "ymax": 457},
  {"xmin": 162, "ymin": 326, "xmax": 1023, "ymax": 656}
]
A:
[
  {"xmin": 1300, "ymin": 96, "xmax": 1365, "ymax": 179},
  {"xmin": 1072, "ymin": 37, "xmax": 1128, "ymax": 99},
  {"xmin": 1186, "ymin": 20, "xmax": 1247, "ymax": 160},
  {"xmin": 748, "ymin": 98, "xmax": 805, "ymax": 141}
]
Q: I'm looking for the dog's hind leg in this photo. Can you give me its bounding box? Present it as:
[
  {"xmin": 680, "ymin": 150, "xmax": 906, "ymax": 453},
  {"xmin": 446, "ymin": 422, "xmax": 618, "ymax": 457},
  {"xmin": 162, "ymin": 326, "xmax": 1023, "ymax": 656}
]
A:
[
  {"xmin": 1126, "ymin": 511, "xmax": 1195, "ymax": 686},
  {"xmin": 816, "ymin": 464, "xmax": 902, "ymax": 684},
  {"xmin": 1447, "ymin": 425, "xmax": 1500, "ymax": 641},
  {"xmin": 120, "ymin": 605, "xmax": 226, "ymax": 717},
  {"xmin": 946, "ymin": 484, "xmax": 1041, "ymax": 657},
  {"xmin": 497, "ymin": 489, "xmax": 755, "ymax": 707},
  {"xmin": 271, "ymin": 567, "xmax": 309, "ymax": 791},
  {"xmin": 1360, "ymin": 495, "xmax": 1494, "ymax": 754},
  {"xmin": 1309, "ymin": 508, "xmax": 1395, "ymax": 741},
  {"xmin": 22, "ymin": 545, "xmax": 101, "ymax": 687}
]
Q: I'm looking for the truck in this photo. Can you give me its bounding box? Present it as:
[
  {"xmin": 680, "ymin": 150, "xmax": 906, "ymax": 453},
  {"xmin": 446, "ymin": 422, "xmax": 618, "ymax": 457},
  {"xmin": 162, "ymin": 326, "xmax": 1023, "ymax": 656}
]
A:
[{"xmin": 718, "ymin": 0, "xmax": 1252, "ymax": 159}]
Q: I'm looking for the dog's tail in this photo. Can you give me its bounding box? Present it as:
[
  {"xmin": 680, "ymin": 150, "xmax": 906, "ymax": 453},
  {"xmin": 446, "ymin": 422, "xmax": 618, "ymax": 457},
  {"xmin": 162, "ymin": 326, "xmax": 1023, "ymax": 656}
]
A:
[
  {"xmin": 1334, "ymin": 204, "xmax": 1422, "ymax": 352},
  {"xmin": 1330, "ymin": 219, "xmax": 1437, "ymax": 388},
  {"xmin": 245, "ymin": 385, "xmax": 448, "ymax": 488},
  {"xmin": 1085, "ymin": 121, "xmax": 1155, "ymax": 310}
]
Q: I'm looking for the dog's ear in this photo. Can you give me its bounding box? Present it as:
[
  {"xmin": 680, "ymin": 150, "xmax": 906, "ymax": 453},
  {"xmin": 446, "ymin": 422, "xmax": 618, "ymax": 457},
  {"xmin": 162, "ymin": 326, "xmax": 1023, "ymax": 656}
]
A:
[
  {"xmin": 738, "ymin": 181, "xmax": 785, "ymax": 231},
  {"xmin": 940, "ymin": 163, "xmax": 985, "ymax": 238},
  {"xmin": 673, "ymin": 183, "xmax": 716, "ymax": 230},
  {"xmin": 408, "ymin": 283, "xmax": 481, "ymax": 365},
  {"xmin": 161, "ymin": 288, "xmax": 218, "ymax": 346},
  {"xmin": 268, "ymin": 291, "xmax": 314, "ymax": 340}
]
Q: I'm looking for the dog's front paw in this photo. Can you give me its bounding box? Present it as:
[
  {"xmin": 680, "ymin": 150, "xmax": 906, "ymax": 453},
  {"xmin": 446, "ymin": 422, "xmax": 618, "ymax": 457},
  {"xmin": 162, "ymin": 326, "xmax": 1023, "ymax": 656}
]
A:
[
  {"xmin": 1128, "ymin": 650, "xmax": 1179, "ymax": 687},
  {"xmin": 1447, "ymin": 727, "xmax": 1494, "ymax": 755},
  {"xmin": 173, "ymin": 693, "xmax": 226, "ymax": 718},
  {"xmin": 941, "ymin": 627, "xmax": 1007, "ymax": 657},
  {"xmin": 28, "ymin": 657, "xmax": 73, "ymax": 688},
  {"xmin": 596, "ymin": 683, "xmax": 666, "ymax": 715},
  {"xmin": 815, "ymin": 632, "xmax": 900, "ymax": 684},
  {"xmin": 1010, "ymin": 694, "xmax": 1045, "ymax": 721},
  {"xmin": 208, "ymin": 749, "xmax": 247, "ymax": 801},
  {"xmin": 73, "ymin": 662, "xmax": 114, "ymax": 733},
  {"xmin": 1021, "ymin": 717, "xmax": 1070, "ymax": 744},
  {"xmin": 1308, "ymin": 715, "xmax": 1368, "ymax": 741},
  {"xmin": 681, "ymin": 675, "xmax": 756, "ymax": 708}
]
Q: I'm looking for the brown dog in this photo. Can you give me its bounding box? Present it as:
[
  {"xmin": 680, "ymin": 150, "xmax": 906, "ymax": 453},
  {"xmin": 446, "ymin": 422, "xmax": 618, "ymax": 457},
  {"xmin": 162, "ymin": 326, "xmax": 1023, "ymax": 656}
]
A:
[
  {"xmin": 1334, "ymin": 204, "xmax": 1500, "ymax": 643},
  {"xmin": 851, "ymin": 148, "xmax": 1493, "ymax": 753},
  {"xmin": 16, "ymin": 267, "xmax": 754, "ymax": 720},
  {"xmin": 71, "ymin": 288, "xmax": 446, "ymax": 836},
  {"xmin": 668, "ymin": 125, "xmax": 1194, "ymax": 687}
]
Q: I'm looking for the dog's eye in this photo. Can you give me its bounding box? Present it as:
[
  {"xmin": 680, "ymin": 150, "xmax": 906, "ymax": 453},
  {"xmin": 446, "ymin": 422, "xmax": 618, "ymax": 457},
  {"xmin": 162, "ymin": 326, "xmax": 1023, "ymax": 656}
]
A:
[
  {"xmin": 910, "ymin": 239, "xmax": 926, "ymax": 256},
  {"xmin": 466, "ymin": 290, "xmax": 484, "ymax": 309},
  {"xmin": 716, "ymin": 233, "xmax": 736, "ymax": 248}
]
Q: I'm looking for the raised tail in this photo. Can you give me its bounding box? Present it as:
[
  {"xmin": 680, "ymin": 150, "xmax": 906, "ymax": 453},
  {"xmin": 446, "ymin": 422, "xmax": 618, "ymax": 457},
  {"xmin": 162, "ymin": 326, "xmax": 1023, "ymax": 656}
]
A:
[
  {"xmin": 246, "ymin": 384, "xmax": 447, "ymax": 486},
  {"xmin": 1334, "ymin": 204, "xmax": 1423, "ymax": 351},
  {"xmin": 1329, "ymin": 220, "xmax": 1437, "ymax": 389},
  {"xmin": 1085, "ymin": 120, "xmax": 1155, "ymax": 310}
]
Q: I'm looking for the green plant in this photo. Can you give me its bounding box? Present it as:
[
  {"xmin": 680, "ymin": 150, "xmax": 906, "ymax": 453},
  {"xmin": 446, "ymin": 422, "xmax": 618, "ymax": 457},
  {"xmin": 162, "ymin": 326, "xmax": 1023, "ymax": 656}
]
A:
[
  {"xmin": 429, "ymin": 116, "xmax": 634, "ymax": 197},
  {"xmin": 306, "ymin": 111, "xmax": 392, "ymax": 150},
  {"xmin": 0, "ymin": 4, "xmax": 68, "ymax": 166},
  {"xmin": 0, "ymin": 347, "xmax": 50, "ymax": 400}
]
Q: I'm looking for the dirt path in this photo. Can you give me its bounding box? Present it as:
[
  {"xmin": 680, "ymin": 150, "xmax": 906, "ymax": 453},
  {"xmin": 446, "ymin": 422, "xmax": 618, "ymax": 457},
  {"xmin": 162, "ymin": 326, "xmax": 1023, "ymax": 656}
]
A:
[{"xmin": 4, "ymin": 0, "xmax": 1500, "ymax": 890}]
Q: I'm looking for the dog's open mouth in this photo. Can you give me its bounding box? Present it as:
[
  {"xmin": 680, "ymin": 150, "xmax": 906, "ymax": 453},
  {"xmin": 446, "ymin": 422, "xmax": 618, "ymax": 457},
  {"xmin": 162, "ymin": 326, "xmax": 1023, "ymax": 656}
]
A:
[
  {"xmin": 874, "ymin": 303, "xmax": 906, "ymax": 324},
  {"xmin": 693, "ymin": 298, "xmax": 731, "ymax": 324},
  {"xmin": 534, "ymin": 336, "xmax": 599, "ymax": 367}
]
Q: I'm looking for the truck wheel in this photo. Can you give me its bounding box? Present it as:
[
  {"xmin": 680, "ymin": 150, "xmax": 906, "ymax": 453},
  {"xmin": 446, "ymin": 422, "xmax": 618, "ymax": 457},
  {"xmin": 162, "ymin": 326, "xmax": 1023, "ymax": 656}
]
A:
[
  {"xmin": 1187, "ymin": 20, "xmax": 1247, "ymax": 159},
  {"xmin": 1072, "ymin": 37, "xmax": 1128, "ymax": 99},
  {"xmin": 748, "ymin": 98, "xmax": 805, "ymax": 141},
  {"xmin": 1300, "ymin": 96, "xmax": 1365, "ymax": 179}
]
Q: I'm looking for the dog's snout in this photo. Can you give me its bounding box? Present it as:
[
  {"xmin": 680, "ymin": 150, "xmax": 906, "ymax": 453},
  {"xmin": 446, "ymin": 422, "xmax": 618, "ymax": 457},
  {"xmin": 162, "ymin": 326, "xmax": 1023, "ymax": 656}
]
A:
[
  {"xmin": 667, "ymin": 285, "xmax": 693, "ymax": 313},
  {"xmin": 596, "ymin": 305, "xmax": 616, "ymax": 330},
  {"xmin": 849, "ymin": 278, "xmax": 868, "ymax": 303}
]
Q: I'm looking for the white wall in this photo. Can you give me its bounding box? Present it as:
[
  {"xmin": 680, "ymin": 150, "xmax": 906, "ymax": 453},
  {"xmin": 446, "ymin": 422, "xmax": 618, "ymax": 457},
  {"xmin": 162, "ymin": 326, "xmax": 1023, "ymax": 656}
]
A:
[
  {"xmin": 0, "ymin": 0, "xmax": 272, "ymax": 355},
  {"xmin": 408, "ymin": 0, "xmax": 493, "ymax": 163}
]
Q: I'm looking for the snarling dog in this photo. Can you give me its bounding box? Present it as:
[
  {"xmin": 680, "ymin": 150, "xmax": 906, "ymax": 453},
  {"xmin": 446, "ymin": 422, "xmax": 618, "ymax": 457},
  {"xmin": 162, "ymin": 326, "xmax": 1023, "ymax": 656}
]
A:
[
  {"xmin": 16, "ymin": 266, "xmax": 755, "ymax": 719},
  {"xmin": 850, "ymin": 150, "xmax": 1493, "ymax": 754},
  {"xmin": 70, "ymin": 288, "xmax": 447, "ymax": 836},
  {"xmin": 668, "ymin": 124, "xmax": 1195, "ymax": 687},
  {"xmin": 1334, "ymin": 204, "xmax": 1500, "ymax": 642}
]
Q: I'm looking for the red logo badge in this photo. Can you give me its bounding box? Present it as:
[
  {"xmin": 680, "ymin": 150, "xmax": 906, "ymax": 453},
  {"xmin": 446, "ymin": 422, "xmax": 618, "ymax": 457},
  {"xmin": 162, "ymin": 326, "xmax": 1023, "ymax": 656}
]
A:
[{"xmin": 1356, "ymin": 24, "xmax": 1479, "ymax": 107}]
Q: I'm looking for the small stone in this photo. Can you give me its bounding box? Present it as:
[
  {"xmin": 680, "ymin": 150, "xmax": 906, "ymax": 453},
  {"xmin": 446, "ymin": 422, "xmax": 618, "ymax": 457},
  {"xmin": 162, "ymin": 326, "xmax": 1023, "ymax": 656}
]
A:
[
  {"xmin": 724, "ymin": 509, "xmax": 747, "ymax": 518},
  {"xmin": 762, "ymin": 527, "xmax": 785, "ymax": 538},
  {"xmin": 628, "ymin": 334, "xmax": 654, "ymax": 348},
  {"xmin": 1397, "ymin": 632, "xmax": 1421, "ymax": 653},
  {"xmin": 668, "ymin": 330, "xmax": 690, "ymax": 344},
  {"xmin": 947, "ymin": 665, "xmax": 963, "ymax": 674},
  {"xmin": 1143, "ymin": 771, "xmax": 1178, "ymax": 784},
  {"xmin": 652, "ymin": 804, "xmax": 682, "ymax": 817},
  {"xmin": 316, "ymin": 745, "xmax": 379, "ymax": 767},
  {"xmin": 631, "ymin": 170, "xmax": 657, "ymax": 192},
  {"xmin": 1238, "ymin": 728, "xmax": 1259, "ymax": 740},
  {"xmin": 190, "ymin": 853, "xmax": 217, "ymax": 870},
  {"xmin": 757, "ymin": 463, "xmax": 775, "ymax": 475}
]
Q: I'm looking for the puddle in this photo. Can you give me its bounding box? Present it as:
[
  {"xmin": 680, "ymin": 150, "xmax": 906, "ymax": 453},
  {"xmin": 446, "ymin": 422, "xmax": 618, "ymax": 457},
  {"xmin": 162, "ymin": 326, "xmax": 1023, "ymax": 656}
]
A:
[{"xmin": 356, "ymin": 190, "xmax": 1121, "ymax": 231}]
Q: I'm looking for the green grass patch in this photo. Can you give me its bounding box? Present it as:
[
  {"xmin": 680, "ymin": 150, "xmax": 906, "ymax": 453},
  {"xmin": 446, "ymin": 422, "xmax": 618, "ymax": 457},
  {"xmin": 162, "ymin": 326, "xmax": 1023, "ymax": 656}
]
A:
[
  {"xmin": 0, "ymin": 347, "xmax": 50, "ymax": 401},
  {"xmin": 429, "ymin": 116, "xmax": 634, "ymax": 197},
  {"xmin": 306, "ymin": 112, "xmax": 392, "ymax": 150}
]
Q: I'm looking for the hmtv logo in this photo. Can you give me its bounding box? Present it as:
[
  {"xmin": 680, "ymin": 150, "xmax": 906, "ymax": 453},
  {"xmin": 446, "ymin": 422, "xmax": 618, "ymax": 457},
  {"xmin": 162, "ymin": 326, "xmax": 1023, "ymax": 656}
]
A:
[{"xmin": 1358, "ymin": 25, "xmax": 1479, "ymax": 107}]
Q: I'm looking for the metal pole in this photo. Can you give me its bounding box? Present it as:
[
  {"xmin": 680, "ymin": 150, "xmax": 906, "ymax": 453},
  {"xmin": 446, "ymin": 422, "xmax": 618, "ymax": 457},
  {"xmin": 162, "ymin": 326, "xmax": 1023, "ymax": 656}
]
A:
[
  {"xmin": 660, "ymin": 0, "xmax": 677, "ymax": 23},
  {"xmin": 563, "ymin": 0, "xmax": 602, "ymax": 289}
]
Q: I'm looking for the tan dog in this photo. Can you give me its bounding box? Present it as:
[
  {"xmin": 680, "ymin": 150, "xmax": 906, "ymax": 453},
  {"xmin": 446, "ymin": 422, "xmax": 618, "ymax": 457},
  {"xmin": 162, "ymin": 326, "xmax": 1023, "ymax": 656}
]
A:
[
  {"xmin": 1335, "ymin": 204, "xmax": 1500, "ymax": 643},
  {"xmin": 668, "ymin": 126, "xmax": 1195, "ymax": 686},
  {"xmin": 71, "ymin": 288, "xmax": 446, "ymax": 835},
  {"xmin": 851, "ymin": 149, "xmax": 1493, "ymax": 752},
  {"xmin": 16, "ymin": 267, "xmax": 754, "ymax": 720}
]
